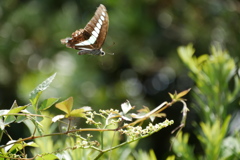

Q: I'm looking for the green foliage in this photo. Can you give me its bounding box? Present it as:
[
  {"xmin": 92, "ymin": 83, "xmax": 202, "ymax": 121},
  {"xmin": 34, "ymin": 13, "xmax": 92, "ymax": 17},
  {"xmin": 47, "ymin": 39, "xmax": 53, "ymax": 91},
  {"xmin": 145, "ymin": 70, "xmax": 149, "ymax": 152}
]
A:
[
  {"xmin": 197, "ymin": 116, "xmax": 231, "ymax": 160},
  {"xmin": 178, "ymin": 44, "xmax": 239, "ymax": 122},
  {"xmin": 170, "ymin": 44, "xmax": 240, "ymax": 159},
  {"xmin": 221, "ymin": 133, "xmax": 240, "ymax": 160},
  {"xmin": 39, "ymin": 98, "xmax": 59, "ymax": 111},
  {"xmin": 0, "ymin": 74, "xmax": 189, "ymax": 159},
  {"xmin": 171, "ymin": 132, "xmax": 196, "ymax": 160},
  {"xmin": 55, "ymin": 97, "xmax": 91, "ymax": 118}
]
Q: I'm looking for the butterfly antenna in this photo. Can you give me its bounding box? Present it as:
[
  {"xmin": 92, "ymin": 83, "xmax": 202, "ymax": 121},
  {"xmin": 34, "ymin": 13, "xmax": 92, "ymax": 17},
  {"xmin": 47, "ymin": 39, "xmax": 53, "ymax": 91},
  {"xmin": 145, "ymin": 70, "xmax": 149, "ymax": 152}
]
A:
[
  {"xmin": 105, "ymin": 42, "xmax": 115, "ymax": 55},
  {"xmin": 107, "ymin": 52, "xmax": 115, "ymax": 55}
]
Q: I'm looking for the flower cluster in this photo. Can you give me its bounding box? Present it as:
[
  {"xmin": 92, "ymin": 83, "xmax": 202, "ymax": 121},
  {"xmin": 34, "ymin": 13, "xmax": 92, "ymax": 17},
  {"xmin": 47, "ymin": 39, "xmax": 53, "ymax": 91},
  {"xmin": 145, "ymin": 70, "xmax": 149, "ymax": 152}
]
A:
[
  {"xmin": 119, "ymin": 119, "xmax": 174, "ymax": 141},
  {"xmin": 75, "ymin": 134, "xmax": 100, "ymax": 149},
  {"xmin": 99, "ymin": 109, "xmax": 120, "ymax": 115},
  {"xmin": 85, "ymin": 109, "xmax": 122, "ymax": 127}
]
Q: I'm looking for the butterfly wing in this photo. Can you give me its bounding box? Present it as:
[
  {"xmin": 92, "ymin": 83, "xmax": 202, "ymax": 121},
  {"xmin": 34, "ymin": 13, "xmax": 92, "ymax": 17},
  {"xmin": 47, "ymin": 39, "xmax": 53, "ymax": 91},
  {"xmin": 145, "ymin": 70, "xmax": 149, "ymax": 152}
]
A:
[
  {"xmin": 83, "ymin": 4, "xmax": 109, "ymax": 49},
  {"xmin": 61, "ymin": 4, "xmax": 109, "ymax": 51},
  {"xmin": 60, "ymin": 29, "xmax": 93, "ymax": 50}
]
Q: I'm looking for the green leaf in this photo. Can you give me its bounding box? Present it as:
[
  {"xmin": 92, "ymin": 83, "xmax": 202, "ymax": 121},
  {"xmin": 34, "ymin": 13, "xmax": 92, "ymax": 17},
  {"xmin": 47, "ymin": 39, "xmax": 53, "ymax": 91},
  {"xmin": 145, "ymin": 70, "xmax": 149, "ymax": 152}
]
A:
[
  {"xmin": 69, "ymin": 106, "xmax": 92, "ymax": 118},
  {"xmin": 29, "ymin": 73, "xmax": 56, "ymax": 109},
  {"xmin": 166, "ymin": 155, "xmax": 175, "ymax": 160},
  {"xmin": 137, "ymin": 106, "xmax": 150, "ymax": 114},
  {"xmin": 35, "ymin": 154, "xmax": 59, "ymax": 160},
  {"xmin": 198, "ymin": 116, "xmax": 231, "ymax": 159},
  {"xmin": 168, "ymin": 89, "xmax": 191, "ymax": 101},
  {"xmin": 168, "ymin": 92, "xmax": 174, "ymax": 100},
  {"xmin": 5, "ymin": 140, "xmax": 17, "ymax": 152},
  {"xmin": 149, "ymin": 149, "xmax": 157, "ymax": 160},
  {"xmin": 7, "ymin": 141, "xmax": 38, "ymax": 154},
  {"xmin": 9, "ymin": 143, "xmax": 23, "ymax": 154},
  {"xmin": 25, "ymin": 141, "xmax": 39, "ymax": 147},
  {"xmin": 39, "ymin": 98, "xmax": 59, "ymax": 111},
  {"xmin": 15, "ymin": 115, "xmax": 27, "ymax": 123},
  {"xmin": 10, "ymin": 100, "xmax": 18, "ymax": 109},
  {"xmin": 55, "ymin": 97, "xmax": 73, "ymax": 116},
  {"xmin": 69, "ymin": 109, "xmax": 86, "ymax": 118},
  {"xmin": 172, "ymin": 132, "xmax": 196, "ymax": 160},
  {"xmin": 0, "ymin": 147, "xmax": 6, "ymax": 155},
  {"xmin": 176, "ymin": 88, "xmax": 191, "ymax": 99},
  {"xmin": 4, "ymin": 105, "xmax": 28, "ymax": 125},
  {"xmin": 178, "ymin": 44, "xmax": 199, "ymax": 74},
  {"xmin": 14, "ymin": 105, "xmax": 31, "ymax": 123}
]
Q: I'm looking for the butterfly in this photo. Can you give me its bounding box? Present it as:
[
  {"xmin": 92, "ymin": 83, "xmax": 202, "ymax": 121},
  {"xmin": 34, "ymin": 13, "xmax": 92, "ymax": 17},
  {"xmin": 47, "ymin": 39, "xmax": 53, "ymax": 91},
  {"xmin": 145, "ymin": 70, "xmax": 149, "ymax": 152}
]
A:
[{"xmin": 61, "ymin": 4, "xmax": 109, "ymax": 56}]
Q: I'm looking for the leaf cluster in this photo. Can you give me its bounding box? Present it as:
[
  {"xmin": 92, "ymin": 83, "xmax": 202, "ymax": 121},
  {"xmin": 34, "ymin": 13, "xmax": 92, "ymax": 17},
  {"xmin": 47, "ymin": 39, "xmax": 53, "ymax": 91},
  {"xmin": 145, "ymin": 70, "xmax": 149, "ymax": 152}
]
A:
[
  {"xmin": 0, "ymin": 73, "xmax": 190, "ymax": 159},
  {"xmin": 169, "ymin": 44, "xmax": 240, "ymax": 160}
]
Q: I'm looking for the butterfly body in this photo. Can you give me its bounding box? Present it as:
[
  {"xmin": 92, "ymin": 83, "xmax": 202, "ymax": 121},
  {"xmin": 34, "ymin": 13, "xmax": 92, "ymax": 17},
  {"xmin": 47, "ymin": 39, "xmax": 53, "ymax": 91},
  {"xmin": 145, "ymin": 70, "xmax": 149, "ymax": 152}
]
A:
[{"xmin": 61, "ymin": 4, "xmax": 109, "ymax": 56}]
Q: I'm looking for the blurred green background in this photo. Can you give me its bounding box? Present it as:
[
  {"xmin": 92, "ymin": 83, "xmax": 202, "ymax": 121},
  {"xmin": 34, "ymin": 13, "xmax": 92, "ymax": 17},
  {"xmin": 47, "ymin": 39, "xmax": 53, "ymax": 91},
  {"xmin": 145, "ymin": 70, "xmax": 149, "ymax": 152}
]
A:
[{"xmin": 1, "ymin": 0, "xmax": 240, "ymax": 159}]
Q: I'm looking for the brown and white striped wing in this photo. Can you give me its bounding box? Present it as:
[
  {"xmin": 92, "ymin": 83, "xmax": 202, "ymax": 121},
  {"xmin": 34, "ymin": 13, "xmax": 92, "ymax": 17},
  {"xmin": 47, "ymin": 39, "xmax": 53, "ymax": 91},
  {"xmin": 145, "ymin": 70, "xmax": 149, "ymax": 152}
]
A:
[{"xmin": 61, "ymin": 4, "xmax": 109, "ymax": 50}]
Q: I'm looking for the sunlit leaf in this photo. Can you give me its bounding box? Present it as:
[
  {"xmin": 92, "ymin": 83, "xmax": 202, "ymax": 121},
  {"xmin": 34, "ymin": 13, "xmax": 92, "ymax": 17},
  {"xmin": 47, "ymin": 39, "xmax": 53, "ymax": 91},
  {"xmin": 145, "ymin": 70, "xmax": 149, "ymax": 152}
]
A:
[
  {"xmin": 168, "ymin": 89, "xmax": 191, "ymax": 101},
  {"xmin": 69, "ymin": 106, "xmax": 92, "ymax": 118},
  {"xmin": 150, "ymin": 113, "xmax": 166, "ymax": 122},
  {"xmin": 29, "ymin": 73, "xmax": 56, "ymax": 109},
  {"xmin": 15, "ymin": 108, "xmax": 31, "ymax": 123},
  {"xmin": 4, "ymin": 115, "xmax": 15, "ymax": 125},
  {"xmin": 10, "ymin": 100, "xmax": 18, "ymax": 109},
  {"xmin": 35, "ymin": 154, "xmax": 59, "ymax": 160},
  {"xmin": 69, "ymin": 109, "xmax": 86, "ymax": 118},
  {"xmin": 55, "ymin": 97, "xmax": 73, "ymax": 115},
  {"xmin": 121, "ymin": 100, "xmax": 133, "ymax": 114},
  {"xmin": 121, "ymin": 114, "xmax": 132, "ymax": 121},
  {"xmin": 15, "ymin": 115, "xmax": 27, "ymax": 123},
  {"xmin": 39, "ymin": 98, "xmax": 59, "ymax": 111},
  {"xmin": 9, "ymin": 143, "xmax": 24, "ymax": 153},
  {"xmin": 178, "ymin": 44, "xmax": 199, "ymax": 74},
  {"xmin": 149, "ymin": 149, "xmax": 157, "ymax": 160},
  {"xmin": 132, "ymin": 106, "xmax": 166, "ymax": 121},
  {"xmin": 197, "ymin": 54, "xmax": 209, "ymax": 65},
  {"xmin": 8, "ymin": 105, "xmax": 28, "ymax": 114},
  {"xmin": 0, "ymin": 110, "xmax": 9, "ymax": 116},
  {"xmin": 176, "ymin": 88, "xmax": 191, "ymax": 99},
  {"xmin": 149, "ymin": 115, "xmax": 155, "ymax": 122},
  {"xmin": 4, "ymin": 140, "xmax": 17, "ymax": 152},
  {"xmin": 25, "ymin": 141, "xmax": 38, "ymax": 147},
  {"xmin": 166, "ymin": 155, "xmax": 175, "ymax": 160},
  {"xmin": 0, "ymin": 117, "xmax": 4, "ymax": 130},
  {"xmin": 1, "ymin": 147, "xmax": 6, "ymax": 155},
  {"xmin": 80, "ymin": 106, "xmax": 92, "ymax": 112},
  {"xmin": 130, "ymin": 113, "xmax": 139, "ymax": 118},
  {"xmin": 168, "ymin": 92, "xmax": 175, "ymax": 100},
  {"xmin": 222, "ymin": 136, "xmax": 240, "ymax": 159},
  {"xmin": 137, "ymin": 106, "xmax": 150, "ymax": 113},
  {"xmin": 7, "ymin": 141, "xmax": 37, "ymax": 154},
  {"xmin": 4, "ymin": 105, "xmax": 28, "ymax": 125},
  {"xmin": 52, "ymin": 115, "xmax": 65, "ymax": 122}
]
